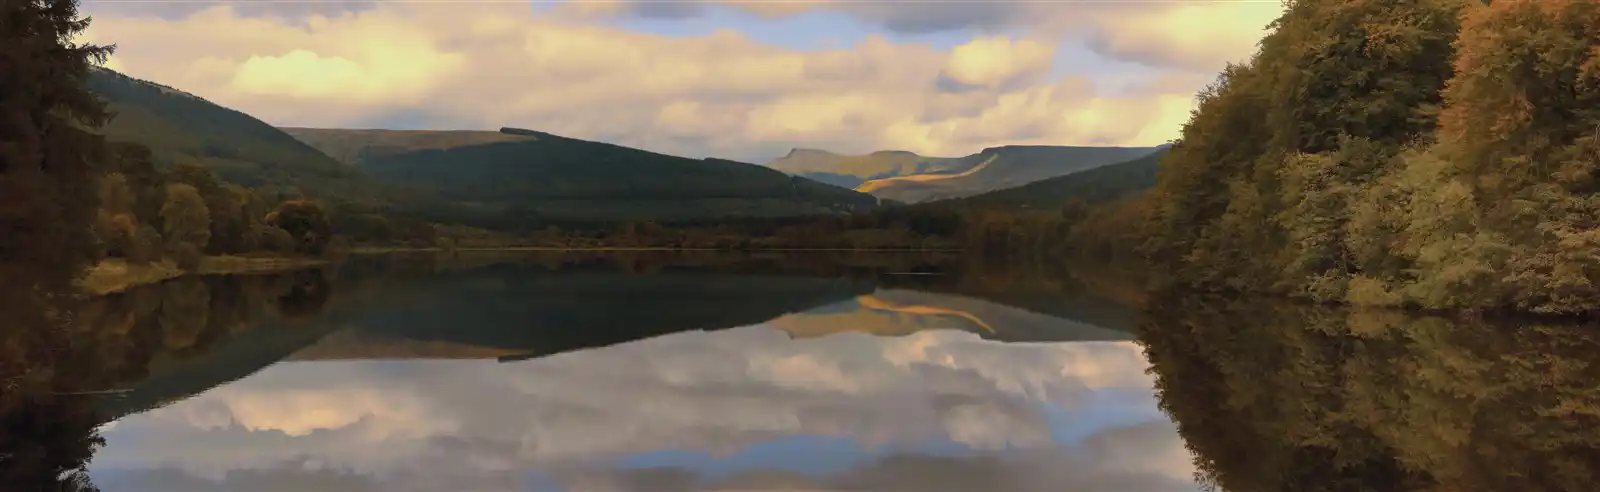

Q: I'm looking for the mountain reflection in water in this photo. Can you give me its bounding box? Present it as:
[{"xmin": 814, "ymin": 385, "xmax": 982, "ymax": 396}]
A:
[{"xmin": 5, "ymin": 252, "xmax": 1600, "ymax": 491}]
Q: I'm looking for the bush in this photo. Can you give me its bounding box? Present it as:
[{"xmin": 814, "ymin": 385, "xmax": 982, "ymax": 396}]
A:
[
  {"xmin": 172, "ymin": 242, "xmax": 203, "ymax": 271},
  {"xmin": 266, "ymin": 200, "xmax": 331, "ymax": 255}
]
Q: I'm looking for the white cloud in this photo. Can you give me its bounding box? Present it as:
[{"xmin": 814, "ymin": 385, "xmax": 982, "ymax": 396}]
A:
[
  {"xmin": 1078, "ymin": 2, "xmax": 1282, "ymax": 73},
  {"xmin": 76, "ymin": 2, "xmax": 1244, "ymax": 160},
  {"xmin": 941, "ymin": 36, "xmax": 1056, "ymax": 90}
]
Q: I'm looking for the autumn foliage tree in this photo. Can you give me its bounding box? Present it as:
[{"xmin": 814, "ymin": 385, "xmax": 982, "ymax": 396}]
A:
[
  {"xmin": 160, "ymin": 183, "xmax": 210, "ymax": 252},
  {"xmin": 1427, "ymin": 0, "xmax": 1600, "ymax": 313},
  {"xmin": 266, "ymin": 200, "xmax": 332, "ymax": 255},
  {"xmin": 1133, "ymin": 0, "xmax": 1600, "ymax": 313}
]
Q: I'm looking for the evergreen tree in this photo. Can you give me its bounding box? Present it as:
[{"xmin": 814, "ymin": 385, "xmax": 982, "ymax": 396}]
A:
[
  {"xmin": 0, "ymin": 1, "xmax": 115, "ymax": 489},
  {"xmin": 0, "ymin": 0, "xmax": 115, "ymax": 304}
]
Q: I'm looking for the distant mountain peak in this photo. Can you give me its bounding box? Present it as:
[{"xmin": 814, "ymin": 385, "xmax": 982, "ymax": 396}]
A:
[{"xmin": 869, "ymin": 150, "xmax": 919, "ymax": 157}]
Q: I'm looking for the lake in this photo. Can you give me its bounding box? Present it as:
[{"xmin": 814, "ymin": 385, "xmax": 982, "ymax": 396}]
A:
[{"xmin": 7, "ymin": 251, "xmax": 1600, "ymax": 491}]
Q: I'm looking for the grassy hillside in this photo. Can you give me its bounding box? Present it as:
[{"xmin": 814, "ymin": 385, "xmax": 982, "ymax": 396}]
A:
[
  {"xmin": 858, "ymin": 145, "xmax": 1160, "ymax": 203},
  {"xmin": 939, "ymin": 149, "xmax": 1167, "ymax": 210},
  {"xmin": 766, "ymin": 148, "xmax": 968, "ymax": 188},
  {"xmin": 336, "ymin": 127, "xmax": 878, "ymax": 222},
  {"xmin": 85, "ymin": 68, "xmax": 385, "ymax": 205}
]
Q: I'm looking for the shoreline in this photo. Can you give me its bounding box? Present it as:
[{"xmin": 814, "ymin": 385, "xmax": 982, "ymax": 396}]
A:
[{"xmin": 79, "ymin": 255, "xmax": 328, "ymax": 296}]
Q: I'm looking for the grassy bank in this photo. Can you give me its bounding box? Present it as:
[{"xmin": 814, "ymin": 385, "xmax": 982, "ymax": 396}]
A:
[{"xmin": 79, "ymin": 255, "xmax": 327, "ymax": 295}]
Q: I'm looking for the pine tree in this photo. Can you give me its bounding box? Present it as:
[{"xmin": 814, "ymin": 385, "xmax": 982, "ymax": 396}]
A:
[
  {"xmin": 0, "ymin": 0, "xmax": 116, "ymax": 305},
  {"xmin": 0, "ymin": 1, "xmax": 116, "ymax": 488}
]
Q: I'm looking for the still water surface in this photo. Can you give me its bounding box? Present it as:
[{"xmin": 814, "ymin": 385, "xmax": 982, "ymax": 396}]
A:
[{"xmin": 18, "ymin": 252, "xmax": 1600, "ymax": 491}]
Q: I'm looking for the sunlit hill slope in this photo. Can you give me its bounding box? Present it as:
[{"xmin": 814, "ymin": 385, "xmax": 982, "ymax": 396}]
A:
[
  {"xmin": 768, "ymin": 145, "xmax": 1161, "ymax": 204},
  {"xmin": 937, "ymin": 148, "xmax": 1170, "ymax": 210}
]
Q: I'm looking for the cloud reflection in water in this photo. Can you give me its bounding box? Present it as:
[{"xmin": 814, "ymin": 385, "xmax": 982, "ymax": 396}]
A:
[{"xmin": 89, "ymin": 325, "xmax": 1196, "ymax": 491}]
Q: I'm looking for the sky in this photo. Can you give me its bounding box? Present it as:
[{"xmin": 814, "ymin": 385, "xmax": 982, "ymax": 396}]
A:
[{"xmin": 77, "ymin": 0, "xmax": 1286, "ymax": 162}]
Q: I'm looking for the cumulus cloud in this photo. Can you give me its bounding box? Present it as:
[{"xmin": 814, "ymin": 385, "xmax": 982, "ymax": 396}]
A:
[
  {"xmin": 90, "ymin": 326, "xmax": 1188, "ymax": 491},
  {"xmin": 939, "ymin": 36, "xmax": 1055, "ymax": 91},
  {"xmin": 77, "ymin": 1, "xmax": 1232, "ymax": 160},
  {"xmin": 1079, "ymin": 2, "xmax": 1283, "ymax": 73}
]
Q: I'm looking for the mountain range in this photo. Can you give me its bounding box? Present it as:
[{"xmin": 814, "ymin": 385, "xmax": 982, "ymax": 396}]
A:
[
  {"xmin": 88, "ymin": 67, "xmax": 1166, "ymax": 228},
  {"xmin": 280, "ymin": 126, "xmax": 879, "ymax": 222},
  {"xmin": 768, "ymin": 145, "xmax": 1161, "ymax": 203}
]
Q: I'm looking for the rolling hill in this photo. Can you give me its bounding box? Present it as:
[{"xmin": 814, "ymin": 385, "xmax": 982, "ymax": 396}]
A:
[
  {"xmin": 766, "ymin": 148, "xmax": 968, "ymax": 188},
  {"xmin": 767, "ymin": 144, "xmax": 1162, "ymax": 204},
  {"xmin": 84, "ymin": 68, "xmax": 878, "ymax": 225},
  {"xmin": 85, "ymin": 68, "xmax": 386, "ymax": 205},
  {"xmin": 937, "ymin": 148, "xmax": 1168, "ymax": 210},
  {"xmin": 288, "ymin": 127, "xmax": 881, "ymax": 222},
  {"xmin": 855, "ymin": 145, "xmax": 1161, "ymax": 203}
]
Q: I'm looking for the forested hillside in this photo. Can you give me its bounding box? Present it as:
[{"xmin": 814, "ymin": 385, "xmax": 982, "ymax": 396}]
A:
[
  {"xmin": 86, "ymin": 68, "xmax": 891, "ymax": 241},
  {"xmin": 1130, "ymin": 0, "xmax": 1600, "ymax": 314},
  {"xmin": 352, "ymin": 128, "xmax": 880, "ymax": 221},
  {"xmin": 85, "ymin": 68, "xmax": 385, "ymax": 206}
]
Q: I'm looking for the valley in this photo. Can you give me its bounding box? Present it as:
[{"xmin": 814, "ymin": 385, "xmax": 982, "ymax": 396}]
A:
[{"xmin": 72, "ymin": 66, "xmax": 1164, "ymax": 275}]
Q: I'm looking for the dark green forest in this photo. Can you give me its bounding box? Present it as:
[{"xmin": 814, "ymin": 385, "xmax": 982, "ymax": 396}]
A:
[{"xmin": 357, "ymin": 128, "xmax": 879, "ymax": 221}]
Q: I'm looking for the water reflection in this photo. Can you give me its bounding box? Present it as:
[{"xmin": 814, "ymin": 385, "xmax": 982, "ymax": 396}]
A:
[
  {"xmin": 1139, "ymin": 291, "xmax": 1600, "ymax": 492},
  {"xmin": 17, "ymin": 252, "xmax": 1600, "ymax": 491},
  {"xmin": 1, "ymin": 269, "xmax": 336, "ymax": 491},
  {"xmin": 1, "ymin": 252, "xmax": 1185, "ymax": 491},
  {"xmin": 89, "ymin": 331, "xmax": 1181, "ymax": 491}
]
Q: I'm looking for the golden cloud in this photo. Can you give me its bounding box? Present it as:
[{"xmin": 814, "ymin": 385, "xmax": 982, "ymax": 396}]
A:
[{"xmin": 942, "ymin": 36, "xmax": 1055, "ymax": 89}]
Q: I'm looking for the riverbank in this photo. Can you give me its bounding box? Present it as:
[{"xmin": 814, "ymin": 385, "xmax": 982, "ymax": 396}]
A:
[{"xmin": 79, "ymin": 255, "xmax": 328, "ymax": 295}]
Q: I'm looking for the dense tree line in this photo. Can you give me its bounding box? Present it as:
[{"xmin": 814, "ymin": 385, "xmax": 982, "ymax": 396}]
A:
[
  {"xmin": 92, "ymin": 143, "xmax": 340, "ymax": 269},
  {"xmin": 1073, "ymin": 0, "xmax": 1600, "ymax": 314}
]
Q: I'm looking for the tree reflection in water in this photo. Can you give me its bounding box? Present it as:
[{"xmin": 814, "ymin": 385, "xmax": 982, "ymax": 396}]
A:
[
  {"xmin": 0, "ymin": 269, "xmax": 334, "ymax": 491},
  {"xmin": 1139, "ymin": 290, "xmax": 1600, "ymax": 492}
]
